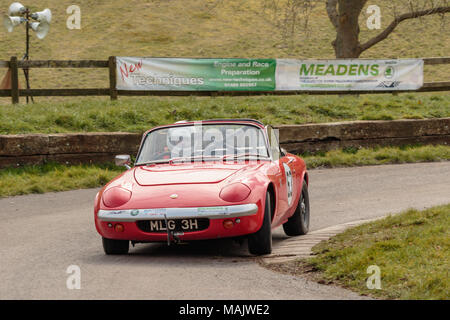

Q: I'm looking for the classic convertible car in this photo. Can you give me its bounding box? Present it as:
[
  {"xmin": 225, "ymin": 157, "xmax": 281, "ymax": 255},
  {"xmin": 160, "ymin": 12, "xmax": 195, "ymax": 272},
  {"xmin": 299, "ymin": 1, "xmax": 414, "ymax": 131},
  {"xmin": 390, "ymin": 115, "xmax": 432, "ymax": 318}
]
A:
[{"xmin": 94, "ymin": 119, "xmax": 310, "ymax": 255}]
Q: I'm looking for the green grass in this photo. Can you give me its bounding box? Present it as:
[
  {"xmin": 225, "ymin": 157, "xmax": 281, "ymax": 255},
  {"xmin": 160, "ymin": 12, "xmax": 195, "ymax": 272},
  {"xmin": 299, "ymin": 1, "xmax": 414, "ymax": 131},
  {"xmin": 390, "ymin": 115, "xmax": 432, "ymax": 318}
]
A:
[
  {"xmin": 0, "ymin": 0, "xmax": 448, "ymax": 97},
  {"xmin": 0, "ymin": 163, "xmax": 122, "ymax": 197},
  {"xmin": 1, "ymin": 145, "xmax": 449, "ymax": 197},
  {"xmin": 307, "ymin": 205, "xmax": 450, "ymax": 299},
  {"xmin": 302, "ymin": 145, "xmax": 450, "ymax": 169},
  {"xmin": 1, "ymin": 93, "xmax": 449, "ymax": 134}
]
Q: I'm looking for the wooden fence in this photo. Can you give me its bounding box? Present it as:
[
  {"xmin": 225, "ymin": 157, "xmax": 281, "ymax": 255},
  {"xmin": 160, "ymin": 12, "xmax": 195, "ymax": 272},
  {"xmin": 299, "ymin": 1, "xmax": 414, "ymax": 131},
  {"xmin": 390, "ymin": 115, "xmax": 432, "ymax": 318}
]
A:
[{"xmin": 0, "ymin": 56, "xmax": 449, "ymax": 104}]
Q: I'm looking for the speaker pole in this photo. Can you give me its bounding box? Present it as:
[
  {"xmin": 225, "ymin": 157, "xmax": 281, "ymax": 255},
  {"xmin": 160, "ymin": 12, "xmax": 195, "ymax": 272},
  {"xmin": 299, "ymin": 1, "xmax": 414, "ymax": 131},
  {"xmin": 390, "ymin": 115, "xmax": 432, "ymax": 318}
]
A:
[{"xmin": 22, "ymin": 8, "xmax": 33, "ymax": 103}]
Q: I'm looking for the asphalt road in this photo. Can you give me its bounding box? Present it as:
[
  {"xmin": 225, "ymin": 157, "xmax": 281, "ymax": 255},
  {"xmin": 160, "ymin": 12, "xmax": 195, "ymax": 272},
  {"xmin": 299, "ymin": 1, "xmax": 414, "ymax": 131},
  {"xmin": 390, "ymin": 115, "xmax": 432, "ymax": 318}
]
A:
[{"xmin": 1, "ymin": 162, "xmax": 449, "ymax": 300}]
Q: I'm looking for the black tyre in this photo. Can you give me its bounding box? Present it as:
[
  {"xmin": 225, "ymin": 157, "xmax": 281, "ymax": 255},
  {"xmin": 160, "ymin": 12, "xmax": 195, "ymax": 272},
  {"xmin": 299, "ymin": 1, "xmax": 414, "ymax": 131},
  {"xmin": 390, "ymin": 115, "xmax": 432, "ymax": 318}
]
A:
[
  {"xmin": 282, "ymin": 180, "xmax": 310, "ymax": 236},
  {"xmin": 102, "ymin": 237, "xmax": 129, "ymax": 255},
  {"xmin": 248, "ymin": 192, "xmax": 273, "ymax": 255}
]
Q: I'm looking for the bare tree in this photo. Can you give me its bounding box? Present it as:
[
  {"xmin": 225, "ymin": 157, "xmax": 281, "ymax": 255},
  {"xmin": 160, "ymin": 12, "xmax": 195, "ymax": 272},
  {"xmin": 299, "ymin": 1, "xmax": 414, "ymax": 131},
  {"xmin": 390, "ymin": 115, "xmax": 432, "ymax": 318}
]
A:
[
  {"xmin": 327, "ymin": 0, "xmax": 450, "ymax": 58},
  {"xmin": 205, "ymin": 0, "xmax": 449, "ymax": 57}
]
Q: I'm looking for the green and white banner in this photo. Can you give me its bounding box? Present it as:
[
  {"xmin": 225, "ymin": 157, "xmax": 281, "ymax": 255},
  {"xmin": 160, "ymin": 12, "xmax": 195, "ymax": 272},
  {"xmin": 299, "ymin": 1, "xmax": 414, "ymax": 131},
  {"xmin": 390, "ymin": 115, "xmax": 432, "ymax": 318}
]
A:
[
  {"xmin": 116, "ymin": 57, "xmax": 423, "ymax": 91},
  {"xmin": 116, "ymin": 57, "xmax": 276, "ymax": 91}
]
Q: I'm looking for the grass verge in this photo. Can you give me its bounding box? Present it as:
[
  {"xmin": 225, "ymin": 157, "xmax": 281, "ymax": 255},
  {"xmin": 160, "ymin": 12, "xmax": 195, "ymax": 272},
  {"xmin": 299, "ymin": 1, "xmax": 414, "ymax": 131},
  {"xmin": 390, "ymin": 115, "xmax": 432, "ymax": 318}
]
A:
[
  {"xmin": 264, "ymin": 205, "xmax": 450, "ymax": 300},
  {"xmin": 0, "ymin": 163, "xmax": 122, "ymax": 198},
  {"xmin": 0, "ymin": 145, "xmax": 449, "ymax": 198},
  {"xmin": 305, "ymin": 205, "xmax": 449, "ymax": 299},
  {"xmin": 302, "ymin": 144, "xmax": 450, "ymax": 169},
  {"xmin": 0, "ymin": 94, "xmax": 449, "ymax": 134}
]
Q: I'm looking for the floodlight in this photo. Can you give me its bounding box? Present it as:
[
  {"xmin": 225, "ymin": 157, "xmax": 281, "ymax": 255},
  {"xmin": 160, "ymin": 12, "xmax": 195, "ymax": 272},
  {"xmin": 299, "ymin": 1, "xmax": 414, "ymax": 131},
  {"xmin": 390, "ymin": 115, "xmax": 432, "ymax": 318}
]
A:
[
  {"xmin": 3, "ymin": 14, "xmax": 24, "ymax": 32},
  {"xmin": 31, "ymin": 8, "xmax": 51, "ymax": 24},
  {"xmin": 8, "ymin": 2, "xmax": 26, "ymax": 16}
]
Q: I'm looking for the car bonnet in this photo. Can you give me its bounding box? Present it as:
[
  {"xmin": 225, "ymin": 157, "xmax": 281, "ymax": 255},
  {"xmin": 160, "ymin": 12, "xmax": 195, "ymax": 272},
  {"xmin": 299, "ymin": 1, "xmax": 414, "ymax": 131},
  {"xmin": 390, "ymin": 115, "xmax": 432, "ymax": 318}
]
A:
[{"xmin": 133, "ymin": 162, "xmax": 257, "ymax": 186}]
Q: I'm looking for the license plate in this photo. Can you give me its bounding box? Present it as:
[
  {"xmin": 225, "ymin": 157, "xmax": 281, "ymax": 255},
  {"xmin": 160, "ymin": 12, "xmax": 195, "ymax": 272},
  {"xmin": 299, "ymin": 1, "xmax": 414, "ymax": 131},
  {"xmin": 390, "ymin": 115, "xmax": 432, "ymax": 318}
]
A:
[
  {"xmin": 148, "ymin": 219, "xmax": 200, "ymax": 232},
  {"xmin": 136, "ymin": 218, "xmax": 209, "ymax": 233}
]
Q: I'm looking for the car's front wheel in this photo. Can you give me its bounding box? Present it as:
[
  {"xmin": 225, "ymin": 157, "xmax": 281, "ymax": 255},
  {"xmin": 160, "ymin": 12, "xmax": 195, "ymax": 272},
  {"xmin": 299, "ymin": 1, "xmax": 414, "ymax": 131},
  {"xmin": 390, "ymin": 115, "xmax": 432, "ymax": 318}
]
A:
[
  {"xmin": 102, "ymin": 237, "xmax": 129, "ymax": 255},
  {"xmin": 282, "ymin": 180, "xmax": 310, "ymax": 236},
  {"xmin": 248, "ymin": 191, "xmax": 272, "ymax": 255}
]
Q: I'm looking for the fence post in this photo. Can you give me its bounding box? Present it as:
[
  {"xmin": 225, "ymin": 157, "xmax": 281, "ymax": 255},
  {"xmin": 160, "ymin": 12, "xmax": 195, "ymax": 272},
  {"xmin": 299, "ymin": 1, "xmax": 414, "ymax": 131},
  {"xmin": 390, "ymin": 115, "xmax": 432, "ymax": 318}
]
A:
[
  {"xmin": 108, "ymin": 56, "xmax": 118, "ymax": 100},
  {"xmin": 10, "ymin": 56, "xmax": 19, "ymax": 104}
]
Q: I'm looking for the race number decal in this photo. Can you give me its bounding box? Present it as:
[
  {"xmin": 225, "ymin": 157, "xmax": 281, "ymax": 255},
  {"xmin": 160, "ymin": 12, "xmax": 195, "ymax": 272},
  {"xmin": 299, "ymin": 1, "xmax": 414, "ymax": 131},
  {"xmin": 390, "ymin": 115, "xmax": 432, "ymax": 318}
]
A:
[{"xmin": 283, "ymin": 163, "xmax": 293, "ymax": 206}]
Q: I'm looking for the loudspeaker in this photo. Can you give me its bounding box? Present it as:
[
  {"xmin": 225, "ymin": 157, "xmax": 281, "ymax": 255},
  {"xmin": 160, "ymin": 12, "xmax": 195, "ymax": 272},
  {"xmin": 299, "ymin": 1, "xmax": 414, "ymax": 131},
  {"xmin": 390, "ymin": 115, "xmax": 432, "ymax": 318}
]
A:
[
  {"xmin": 30, "ymin": 21, "xmax": 50, "ymax": 39},
  {"xmin": 8, "ymin": 2, "xmax": 26, "ymax": 16},
  {"xmin": 3, "ymin": 14, "xmax": 24, "ymax": 32},
  {"xmin": 31, "ymin": 8, "xmax": 52, "ymax": 24}
]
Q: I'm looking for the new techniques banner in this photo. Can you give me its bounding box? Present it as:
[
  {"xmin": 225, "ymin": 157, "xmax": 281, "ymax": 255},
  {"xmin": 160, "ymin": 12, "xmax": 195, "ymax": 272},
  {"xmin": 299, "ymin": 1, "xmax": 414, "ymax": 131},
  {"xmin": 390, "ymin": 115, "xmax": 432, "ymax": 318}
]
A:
[
  {"xmin": 116, "ymin": 57, "xmax": 276, "ymax": 91},
  {"xmin": 116, "ymin": 57, "xmax": 423, "ymax": 91}
]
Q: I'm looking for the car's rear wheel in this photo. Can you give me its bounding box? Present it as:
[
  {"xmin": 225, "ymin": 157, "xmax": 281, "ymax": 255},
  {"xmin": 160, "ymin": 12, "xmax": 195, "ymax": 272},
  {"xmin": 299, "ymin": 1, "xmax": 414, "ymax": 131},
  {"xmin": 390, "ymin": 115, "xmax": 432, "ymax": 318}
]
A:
[
  {"xmin": 102, "ymin": 237, "xmax": 129, "ymax": 255},
  {"xmin": 283, "ymin": 180, "xmax": 310, "ymax": 236},
  {"xmin": 248, "ymin": 191, "xmax": 272, "ymax": 255}
]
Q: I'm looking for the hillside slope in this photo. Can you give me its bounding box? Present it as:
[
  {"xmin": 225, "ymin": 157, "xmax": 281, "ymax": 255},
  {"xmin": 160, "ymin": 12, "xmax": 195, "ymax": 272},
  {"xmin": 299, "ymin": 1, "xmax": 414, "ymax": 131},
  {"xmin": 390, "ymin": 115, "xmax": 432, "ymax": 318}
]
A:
[{"xmin": 0, "ymin": 0, "xmax": 448, "ymax": 90}]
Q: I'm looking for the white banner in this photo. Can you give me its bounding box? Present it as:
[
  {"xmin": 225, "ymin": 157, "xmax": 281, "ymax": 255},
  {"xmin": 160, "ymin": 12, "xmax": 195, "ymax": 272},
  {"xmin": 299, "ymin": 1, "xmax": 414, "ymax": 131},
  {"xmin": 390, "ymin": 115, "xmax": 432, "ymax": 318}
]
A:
[{"xmin": 275, "ymin": 59, "xmax": 423, "ymax": 91}]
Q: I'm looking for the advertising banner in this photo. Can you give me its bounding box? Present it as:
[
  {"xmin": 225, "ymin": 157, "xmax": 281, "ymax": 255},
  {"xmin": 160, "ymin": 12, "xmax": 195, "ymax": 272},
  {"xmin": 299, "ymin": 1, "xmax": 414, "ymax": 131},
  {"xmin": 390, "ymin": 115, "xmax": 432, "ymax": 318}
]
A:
[
  {"xmin": 116, "ymin": 57, "xmax": 423, "ymax": 91},
  {"xmin": 275, "ymin": 59, "xmax": 423, "ymax": 91},
  {"xmin": 116, "ymin": 57, "xmax": 276, "ymax": 91}
]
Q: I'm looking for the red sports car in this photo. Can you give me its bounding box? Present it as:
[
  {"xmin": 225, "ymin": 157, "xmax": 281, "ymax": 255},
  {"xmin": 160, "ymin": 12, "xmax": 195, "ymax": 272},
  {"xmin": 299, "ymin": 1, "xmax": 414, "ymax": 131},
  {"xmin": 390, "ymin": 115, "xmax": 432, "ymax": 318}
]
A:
[{"xmin": 94, "ymin": 119, "xmax": 310, "ymax": 255}]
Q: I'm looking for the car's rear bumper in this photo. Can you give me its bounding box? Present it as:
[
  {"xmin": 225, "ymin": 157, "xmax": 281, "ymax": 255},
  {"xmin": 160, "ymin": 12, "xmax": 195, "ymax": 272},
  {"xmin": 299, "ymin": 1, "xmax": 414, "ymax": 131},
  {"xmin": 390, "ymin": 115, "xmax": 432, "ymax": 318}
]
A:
[{"xmin": 95, "ymin": 203, "xmax": 262, "ymax": 241}]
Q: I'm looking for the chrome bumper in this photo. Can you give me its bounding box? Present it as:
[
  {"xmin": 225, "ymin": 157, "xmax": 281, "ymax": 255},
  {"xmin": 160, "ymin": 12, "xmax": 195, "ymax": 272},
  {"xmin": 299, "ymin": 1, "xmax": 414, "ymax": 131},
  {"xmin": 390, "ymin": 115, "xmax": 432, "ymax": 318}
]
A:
[{"xmin": 97, "ymin": 203, "xmax": 258, "ymax": 222}]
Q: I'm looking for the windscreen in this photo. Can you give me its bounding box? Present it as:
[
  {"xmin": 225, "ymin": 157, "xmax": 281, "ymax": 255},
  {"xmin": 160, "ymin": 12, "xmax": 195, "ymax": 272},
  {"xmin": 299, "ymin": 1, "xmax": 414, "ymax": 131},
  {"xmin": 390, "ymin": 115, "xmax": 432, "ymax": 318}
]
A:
[{"xmin": 136, "ymin": 123, "xmax": 269, "ymax": 164}]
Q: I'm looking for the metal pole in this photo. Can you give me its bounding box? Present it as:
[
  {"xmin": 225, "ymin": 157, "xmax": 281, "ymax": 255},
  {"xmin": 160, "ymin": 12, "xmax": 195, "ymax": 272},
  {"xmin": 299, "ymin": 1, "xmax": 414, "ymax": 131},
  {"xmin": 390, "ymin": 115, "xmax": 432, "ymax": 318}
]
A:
[
  {"xmin": 25, "ymin": 9, "xmax": 29, "ymax": 103},
  {"xmin": 22, "ymin": 8, "xmax": 33, "ymax": 103}
]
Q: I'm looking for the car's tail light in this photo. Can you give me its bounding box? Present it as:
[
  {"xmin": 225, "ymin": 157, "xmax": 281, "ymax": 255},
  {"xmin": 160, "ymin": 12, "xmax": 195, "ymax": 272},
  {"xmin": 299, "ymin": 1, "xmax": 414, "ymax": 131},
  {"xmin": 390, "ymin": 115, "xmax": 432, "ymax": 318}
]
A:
[
  {"xmin": 102, "ymin": 187, "xmax": 132, "ymax": 208},
  {"xmin": 219, "ymin": 183, "xmax": 251, "ymax": 202}
]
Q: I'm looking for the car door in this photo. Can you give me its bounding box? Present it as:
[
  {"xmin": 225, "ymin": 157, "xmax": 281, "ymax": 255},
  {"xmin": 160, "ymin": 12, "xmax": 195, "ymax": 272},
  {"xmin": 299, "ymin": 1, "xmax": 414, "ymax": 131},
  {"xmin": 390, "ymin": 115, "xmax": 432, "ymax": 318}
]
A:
[{"xmin": 267, "ymin": 126, "xmax": 297, "ymax": 217}]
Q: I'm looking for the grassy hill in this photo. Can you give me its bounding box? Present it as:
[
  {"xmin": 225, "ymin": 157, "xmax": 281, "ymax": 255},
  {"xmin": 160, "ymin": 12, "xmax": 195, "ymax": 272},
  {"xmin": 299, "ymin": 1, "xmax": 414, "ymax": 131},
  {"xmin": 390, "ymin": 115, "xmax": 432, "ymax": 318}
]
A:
[{"xmin": 0, "ymin": 0, "xmax": 449, "ymax": 91}]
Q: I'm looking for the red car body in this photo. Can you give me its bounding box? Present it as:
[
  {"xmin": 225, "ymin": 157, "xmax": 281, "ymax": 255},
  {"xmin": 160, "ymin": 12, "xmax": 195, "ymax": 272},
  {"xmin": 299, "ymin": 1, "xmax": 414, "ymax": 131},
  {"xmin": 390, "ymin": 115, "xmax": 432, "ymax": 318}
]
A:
[{"xmin": 94, "ymin": 119, "xmax": 309, "ymax": 254}]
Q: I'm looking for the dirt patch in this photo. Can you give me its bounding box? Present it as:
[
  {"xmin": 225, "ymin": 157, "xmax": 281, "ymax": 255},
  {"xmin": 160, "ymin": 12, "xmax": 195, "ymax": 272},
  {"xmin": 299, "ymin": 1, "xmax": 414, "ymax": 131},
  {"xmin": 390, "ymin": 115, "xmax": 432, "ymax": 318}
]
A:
[{"xmin": 259, "ymin": 258, "xmax": 320, "ymax": 278}]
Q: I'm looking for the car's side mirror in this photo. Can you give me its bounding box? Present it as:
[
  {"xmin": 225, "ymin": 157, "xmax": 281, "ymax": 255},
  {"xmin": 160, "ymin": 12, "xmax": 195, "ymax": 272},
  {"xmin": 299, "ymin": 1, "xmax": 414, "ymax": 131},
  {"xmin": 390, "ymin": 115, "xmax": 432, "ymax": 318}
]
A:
[
  {"xmin": 115, "ymin": 155, "xmax": 131, "ymax": 169},
  {"xmin": 280, "ymin": 148, "xmax": 288, "ymax": 157}
]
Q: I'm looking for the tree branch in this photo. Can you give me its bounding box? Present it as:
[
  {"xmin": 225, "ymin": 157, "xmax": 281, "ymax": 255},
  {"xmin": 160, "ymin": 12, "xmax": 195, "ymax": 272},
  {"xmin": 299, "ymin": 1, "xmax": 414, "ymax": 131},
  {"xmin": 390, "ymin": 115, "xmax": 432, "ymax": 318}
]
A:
[
  {"xmin": 326, "ymin": 0, "xmax": 339, "ymax": 29},
  {"xmin": 360, "ymin": 6, "xmax": 450, "ymax": 53}
]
